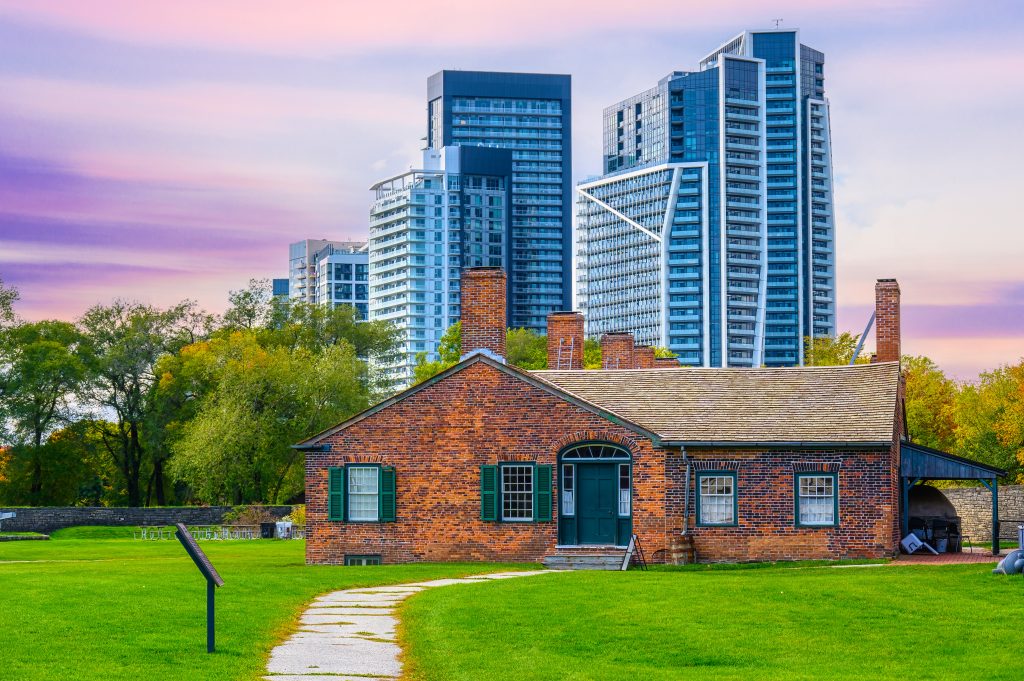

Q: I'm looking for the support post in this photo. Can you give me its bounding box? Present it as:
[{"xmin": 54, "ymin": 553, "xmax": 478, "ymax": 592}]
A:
[
  {"xmin": 991, "ymin": 481, "xmax": 1000, "ymax": 556},
  {"xmin": 900, "ymin": 477, "xmax": 910, "ymax": 539},
  {"xmin": 207, "ymin": 580, "xmax": 215, "ymax": 653}
]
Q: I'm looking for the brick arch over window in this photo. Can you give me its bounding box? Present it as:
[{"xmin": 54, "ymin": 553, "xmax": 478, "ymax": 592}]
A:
[{"xmin": 552, "ymin": 430, "xmax": 641, "ymax": 458}]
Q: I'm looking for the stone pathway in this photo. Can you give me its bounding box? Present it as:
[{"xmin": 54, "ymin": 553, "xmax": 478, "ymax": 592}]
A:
[{"xmin": 264, "ymin": 570, "xmax": 553, "ymax": 680}]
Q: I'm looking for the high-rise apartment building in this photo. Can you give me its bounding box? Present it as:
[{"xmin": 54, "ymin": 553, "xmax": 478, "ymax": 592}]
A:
[
  {"xmin": 427, "ymin": 71, "xmax": 572, "ymax": 331},
  {"xmin": 577, "ymin": 29, "xmax": 835, "ymax": 367},
  {"xmin": 369, "ymin": 146, "xmax": 512, "ymax": 385},
  {"xmin": 288, "ymin": 239, "xmax": 370, "ymax": 318}
]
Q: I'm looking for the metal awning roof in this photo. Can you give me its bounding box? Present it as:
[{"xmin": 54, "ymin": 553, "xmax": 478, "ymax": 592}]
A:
[{"xmin": 900, "ymin": 441, "xmax": 1006, "ymax": 480}]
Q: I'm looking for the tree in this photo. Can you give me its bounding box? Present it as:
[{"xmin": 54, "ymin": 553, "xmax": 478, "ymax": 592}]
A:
[
  {"xmin": 654, "ymin": 347, "xmax": 677, "ymax": 359},
  {"xmin": 0, "ymin": 321, "xmax": 90, "ymax": 502},
  {"xmin": 167, "ymin": 332, "xmax": 370, "ymax": 504},
  {"xmin": 506, "ymin": 328, "xmax": 547, "ymax": 370},
  {"xmin": 0, "ymin": 276, "xmax": 18, "ymax": 327},
  {"xmin": 412, "ymin": 322, "xmax": 462, "ymax": 385},
  {"xmin": 955, "ymin": 360, "xmax": 1024, "ymax": 482},
  {"xmin": 79, "ymin": 300, "xmax": 198, "ymax": 506},
  {"xmin": 222, "ymin": 278, "xmax": 273, "ymax": 331},
  {"xmin": 583, "ymin": 338, "xmax": 602, "ymax": 369},
  {"xmin": 902, "ymin": 355, "xmax": 958, "ymax": 452},
  {"xmin": 804, "ymin": 332, "xmax": 870, "ymax": 366}
]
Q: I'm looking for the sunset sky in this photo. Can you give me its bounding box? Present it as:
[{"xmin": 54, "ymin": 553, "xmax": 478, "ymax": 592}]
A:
[{"xmin": 1, "ymin": 0, "xmax": 1022, "ymax": 379}]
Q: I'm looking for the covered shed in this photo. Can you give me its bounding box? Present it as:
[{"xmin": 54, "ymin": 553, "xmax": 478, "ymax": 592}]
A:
[{"xmin": 900, "ymin": 442, "xmax": 1007, "ymax": 553}]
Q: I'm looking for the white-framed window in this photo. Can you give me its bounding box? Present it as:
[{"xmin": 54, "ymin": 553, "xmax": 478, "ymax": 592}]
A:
[
  {"xmin": 561, "ymin": 464, "xmax": 575, "ymax": 516},
  {"xmin": 618, "ymin": 463, "xmax": 631, "ymax": 516},
  {"xmin": 347, "ymin": 466, "xmax": 379, "ymax": 522},
  {"xmin": 796, "ymin": 473, "xmax": 837, "ymax": 526},
  {"xmin": 698, "ymin": 473, "xmax": 736, "ymax": 526},
  {"xmin": 501, "ymin": 465, "xmax": 534, "ymax": 521}
]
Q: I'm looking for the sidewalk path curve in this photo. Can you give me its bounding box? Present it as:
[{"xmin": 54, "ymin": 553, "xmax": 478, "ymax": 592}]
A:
[{"xmin": 264, "ymin": 570, "xmax": 553, "ymax": 680}]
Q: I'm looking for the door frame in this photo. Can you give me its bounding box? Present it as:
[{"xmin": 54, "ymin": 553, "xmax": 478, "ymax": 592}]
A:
[{"xmin": 557, "ymin": 441, "xmax": 632, "ymax": 547}]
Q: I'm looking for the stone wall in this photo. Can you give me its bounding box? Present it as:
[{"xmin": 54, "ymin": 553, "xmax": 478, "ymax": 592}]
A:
[
  {"xmin": 941, "ymin": 485, "xmax": 1024, "ymax": 541},
  {"xmin": 0, "ymin": 505, "xmax": 292, "ymax": 534}
]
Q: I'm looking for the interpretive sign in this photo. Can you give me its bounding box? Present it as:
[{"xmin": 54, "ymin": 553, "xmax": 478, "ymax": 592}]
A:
[{"xmin": 175, "ymin": 523, "xmax": 224, "ymax": 652}]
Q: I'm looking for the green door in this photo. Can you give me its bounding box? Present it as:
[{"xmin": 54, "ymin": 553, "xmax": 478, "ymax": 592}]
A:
[{"xmin": 577, "ymin": 464, "xmax": 618, "ymax": 545}]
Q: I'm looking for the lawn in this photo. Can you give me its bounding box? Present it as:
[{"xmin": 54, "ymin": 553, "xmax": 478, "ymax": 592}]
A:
[
  {"xmin": 401, "ymin": 562, "xmax": 1024, "ymax": 681},
  {"xmin": 0, "ymin": 527, "xmax": 528, "ymax": 681}
]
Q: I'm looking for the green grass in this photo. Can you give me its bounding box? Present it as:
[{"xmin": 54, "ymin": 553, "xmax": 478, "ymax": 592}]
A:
[
  {"xmin": 401, "ymin": 563, "xmax": 1024, "ymax": 681},
  {"xmin": 0, "ymin": 531, "xmax": 530, "ymax": 681},
  {"xmin": 0, "ymin": 531, "xmax": 46, "ymax": 538}
]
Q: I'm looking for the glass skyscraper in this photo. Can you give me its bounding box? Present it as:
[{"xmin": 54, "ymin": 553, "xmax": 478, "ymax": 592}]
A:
[
  {"xmin": 577, "ymin": 29, "xmax": 835, "ymax": 367},
  {"xmin": 427, "ymin": 71, "xmax": 572, "ymax": 332},
  {"xmin": 369, "ymin": 146, "xmax": 512, "ymax": 385}
]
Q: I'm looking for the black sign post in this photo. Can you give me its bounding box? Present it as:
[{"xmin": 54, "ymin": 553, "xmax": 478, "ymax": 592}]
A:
[{"xmin": 174, "ymin": 522, "xmax": 225, "ymax": 653}]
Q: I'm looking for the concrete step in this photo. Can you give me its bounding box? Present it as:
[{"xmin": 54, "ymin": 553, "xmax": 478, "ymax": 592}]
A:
[{"xmin": 542, "ymin": 553, "xmax": 624, "ymax": 571}]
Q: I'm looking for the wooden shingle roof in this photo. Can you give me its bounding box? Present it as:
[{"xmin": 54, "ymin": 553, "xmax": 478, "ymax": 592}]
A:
[{"xmin": 530, "ymin": 362, "xmax": 900, "ymax": 445}]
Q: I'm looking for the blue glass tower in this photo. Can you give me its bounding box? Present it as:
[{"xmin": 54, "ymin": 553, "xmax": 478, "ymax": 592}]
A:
[
  {"xmin": 427, "ymin": 71, "xmax": 572, "ymax": 332},
  {"xmin": 578, "ymin": 29, "xmax": 835, "ymax": 367}
]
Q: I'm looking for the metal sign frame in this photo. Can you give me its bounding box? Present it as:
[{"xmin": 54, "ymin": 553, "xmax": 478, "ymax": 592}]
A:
[{"xmin": 174, "ymin": 523, "xmax": 224, "ymax": 652}]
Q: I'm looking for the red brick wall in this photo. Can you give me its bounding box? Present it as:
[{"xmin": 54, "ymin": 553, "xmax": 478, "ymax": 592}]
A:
[
  {"xmin": 601, "ymin": 333, "xmax": 635, "ymax": 370},
  {"xmin": 461, "ymin": 267, "xmax": 506, "ymax": 359},
  {"xmin": 666, "ymin": 448, "xmax": 899, "ymax": 562},
  {"xmin": 305, "ymin": 361, "xmax": 665, "ymax": 564},
  {"xmin": 874, "ymin": 279, "xmax": 901, "ymax": 364},
  {"xmin": 655, "ymin": 357, "xmax": 680, "ymax": 368},
  {"xmin": 546, "ymin": 312, "xmax": 584, "ymax": 370}
]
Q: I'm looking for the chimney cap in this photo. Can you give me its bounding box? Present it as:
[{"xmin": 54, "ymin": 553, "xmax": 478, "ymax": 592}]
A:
[{"xmin": 548, "ymin": 310, "xmax": 582, "ymax": 316}]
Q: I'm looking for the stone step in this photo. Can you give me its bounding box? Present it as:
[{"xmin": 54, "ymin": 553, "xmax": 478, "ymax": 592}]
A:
[{"xmin": 542, "ymin": 553, "xmax": 624, "ymax": 571}]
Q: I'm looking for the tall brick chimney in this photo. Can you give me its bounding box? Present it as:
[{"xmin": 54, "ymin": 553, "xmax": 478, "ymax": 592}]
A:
[
  {"xmin": 634, "ymin": 345, "xmax": 656, "ymax": 369},
  {"xmin": 601, "ymin": 333, "xmax": 635, "ymax": 370},
  {"xmin": 460, "ymin": 267, "xmax": 506, "ymax": 362},
  {"xmin": 874, "ymin": 278, "xmax": 901, "ymax": 364},
  {"xmin": 547, "ymin": 312, "xmax": 584, "ymax": 370}
]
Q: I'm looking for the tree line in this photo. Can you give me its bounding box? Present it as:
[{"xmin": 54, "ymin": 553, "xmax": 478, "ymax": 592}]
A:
[{"xmin": 0, "ymin": 278, "xmax": 400, "ymax": 507}]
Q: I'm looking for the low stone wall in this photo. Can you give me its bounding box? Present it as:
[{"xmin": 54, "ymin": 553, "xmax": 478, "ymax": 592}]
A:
[
  {"xmin": 0, "ymin": 506, "xmax": 292, "ymax": 534},
  {"xmin": 941, "ymin": 485, "xmax": 1024, "ymax": 541}
]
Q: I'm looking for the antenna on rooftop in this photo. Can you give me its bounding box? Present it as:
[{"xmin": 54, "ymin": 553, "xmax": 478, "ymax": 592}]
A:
[{"xmin": 772, "ymin": 18, "xmax": 783, "ymax": 28}]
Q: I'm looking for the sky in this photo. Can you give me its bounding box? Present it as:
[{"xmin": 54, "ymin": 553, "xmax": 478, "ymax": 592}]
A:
[{"xmin": 1, "ymin": 0, "xmax": 1022, "ymax": 379}]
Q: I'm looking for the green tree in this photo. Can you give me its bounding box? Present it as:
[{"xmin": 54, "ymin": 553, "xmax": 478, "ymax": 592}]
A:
[
  {"xmin": 506, "ymin": 328, "xmax": 547, "ymax": 370},
  {"xmin": 222, "ymin": 278, "xmax": 273, "ymax": 331},
  {"xmin": 79, "ymin": 300, "xmax": 198, "ymax": 506},
  {"xmin": 583, "ymin": 337, "xmax": 602, "ymax": 369},
  {"xmin": 167, "ymin": 332, "xmax": 369, "ymax": 504},
  {"xmin": 0, "ymin": 276, "xmax": 18, "ymax": 327},
  {"xmin": 902, "ymin": 355, "xmax": 958, "ymax": 452},
  {"xmin": 955, "ymin": 360, "xmax": 1024, "ymax": 482},
  {"xmin": 653, "ymin": 346, "xmax": 677, "ymax": 359},
  {"xmin": 412, "ymin": 322, "xmax": 462, "ymax": 385},
  {"xmin": 804, "ymin": 331, "xmax": 870, "ymax": 366},
  {"xmin": 0, "ymin": 321, "xmax": 90, "ymax": 502}
]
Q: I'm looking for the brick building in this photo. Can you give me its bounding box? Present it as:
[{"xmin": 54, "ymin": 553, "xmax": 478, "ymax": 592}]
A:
[{"xmin": 299, "ymin": 269, "xmax": 996, "ymax": 566}]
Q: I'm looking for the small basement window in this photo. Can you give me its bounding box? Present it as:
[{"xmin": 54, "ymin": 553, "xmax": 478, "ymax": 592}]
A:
[
  {"xmin": 697, "ymin": 473, "xmax": 737, "ymax": 526},
  {"xmin": 501, "ymin": 465, "xmax": 534, "ymax": 521},
  {"xmin": 344, "ymin": 554, "xmax": 382, "ymax": 566},
  {"xmin": 795, "ymin": 473, "xmax": 838, "ymax": 527}
]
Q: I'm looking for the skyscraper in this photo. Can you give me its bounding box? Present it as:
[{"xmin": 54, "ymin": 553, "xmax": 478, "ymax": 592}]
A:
[
  {"xmin": 576, "ymin": 29, "xmax": 835, "ymax": 367},
  {"xmin": 369, "ymin": 146, "xmax": 512, "ymax": 385},
  {"xmin": 427, "ymin": 71, "xmax": 572, "ymax": 332},
  {"xmin": 288, "ymin": 239, "xmax": 370, "ymax": 318}
]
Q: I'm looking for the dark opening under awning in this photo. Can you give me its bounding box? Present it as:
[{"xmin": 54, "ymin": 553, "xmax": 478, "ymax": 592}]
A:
[{"xmin": 899, "ymin": 441, "xmax": 1007, "ymax": 554}]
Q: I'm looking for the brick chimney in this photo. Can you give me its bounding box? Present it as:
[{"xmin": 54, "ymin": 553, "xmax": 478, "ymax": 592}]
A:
[
  {"xmin": 874, "ymin": 278, "xmax": 901, "ymax": 364},
  {"xmin": 460, "ymin": 267, "xmax": 506, "ymax": 362},
  {"xmin": 546, "ymin": 312, "xmax": 584, "ymax": 370},
  {"xmin": 634, "ymin": 345, "xmax": 656, "ymax": 369},
  {"xmin": 601, "ymin": 333, "xmax": 635, "ymax": 370},
  {"xmin": 654, "ymin": 356, "xmax": 680, "ymax": 368}
]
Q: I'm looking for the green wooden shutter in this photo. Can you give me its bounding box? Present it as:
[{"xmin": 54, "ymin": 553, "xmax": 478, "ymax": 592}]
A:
[
  {"xmin": 480, "ymin": 465, "xmax": 499, "ymax": 521},
  {"xmin": 328, "ymin": 467, "xmax": 345, "ymax": 521},
  {"xmin": 379, "ymin": 466, "xmax": 396, "ymax": 522},
  {"xmin": 534, "ymin": 464, "xmax": 552, "ymax": 522}
]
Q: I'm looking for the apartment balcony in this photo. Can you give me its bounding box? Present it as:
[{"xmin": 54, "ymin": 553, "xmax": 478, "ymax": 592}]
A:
[{"xmin": 725, "ymin": 111, "xmax": 761, "ymax": 123}]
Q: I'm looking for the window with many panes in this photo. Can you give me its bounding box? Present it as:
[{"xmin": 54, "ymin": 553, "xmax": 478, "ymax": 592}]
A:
[
  {"xmin": 618, "ymin": 464, "xmax": 631, "ymax": 516},
  {"xmin": 344, "ymin": 554, "xmax": 381, "ymax": 566},
  {"xmin": 697, "ymin": 473, "xmax": 737, "ymax": 526},
  {"xmin": 561, "ymin": 464, "xmax": 575, "ymax": 516},
  {"xmin": 347, "ymin": 466, "xmax": 379, "ymax": 522},
  {"xmin": 796, "ymin": 473, "xmax": 837, "ymax": 526},
  {"xmin": 501, "ymin": 465, "xmax": 534, "ymax": 521}
]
